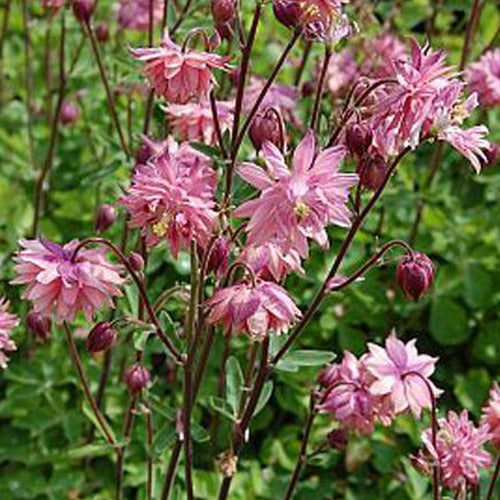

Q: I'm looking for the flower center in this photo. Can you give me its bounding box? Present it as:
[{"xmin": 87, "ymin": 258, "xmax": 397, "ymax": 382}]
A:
[{"xmin": 293, "ymin": 201, "xmax": 310, "ymax": 221}]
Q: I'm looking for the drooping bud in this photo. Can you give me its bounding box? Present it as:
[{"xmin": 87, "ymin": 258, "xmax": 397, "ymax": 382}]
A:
[
  {"xmin": 345, "ymin": 123, "xmax": 373, "ymax": 157},
  {"xmin": 95, "ymin": 23, "xmax": 109, "ymax": 42},
  {"xmin": 272, "ymin": 0, "xmax": 302, "ymax": 30},
  {"xmin": 249, "ymin": 108, "xmax": 284, "ymax": 151},
  {"xmin": 125, "ymin": 364, "xmax": 150, "ymax": 393},
  {"xmin": 59, "ymin": 101, "xmax": 79, "ymax": 126},
  {"xmin": 128, "ymin": 251, "xmax": 145, "ymax": 272},
  {"xmin": 135, "ymin": 139, "xmax": 154, "ymax": 165},
  {"xmin": 72, "ymin": 0, "xmax": 95, "ymax": 23},
  {"xmin": 397, "ymin": 252, "xmax": 435, "ymax": 301},
  {"xmin": 26, "ymin": 310, "xmax": 51, "ymax": 341},
  {"xmin": 201, "ymin": 236, "xmax": 230, "ymax": 277},
  {"xmin": 318, "ymin": 364, "xmax": 339, "ymax": 388},
  {"xmin": 356, "ymin": 154, "xmax": 388, "ymax": 191},
  {"xmin": 484, "ymin": 143, "xmax": 499, "ymax": 168},
  {"xmin": 85, "ymin": 321, "xmax": 117, "ymax": 353},
  {"xmin": 301, "ymin": 81, "xmax": 314, "ymax": 98},
  {"xmin": 211, "ymin": 0, "xmax": 236, "ymax": 25},
  {"xmin": 327, "ymin": 429, "xmax": 349, "ymax": 451},
  {"xmin": 94, "ymin": 204, "xmax": 117, "ymax": 233}
]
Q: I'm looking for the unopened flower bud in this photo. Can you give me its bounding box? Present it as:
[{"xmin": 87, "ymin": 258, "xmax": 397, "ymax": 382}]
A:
[
  {"xmin": 95, "ymin": 23, "xmax": 109, "ymax": 42},
  {"xmin": 85, "ymin": 321, "xmax": 117, "ymax": 353},
  {"xmin": 200, "ymin": 236, "xmax": 230, "ymax": 277},
  {"xmin": 356, "ymin": 154, "xmax": 388, "ymax": 191},
  {"xmin": 136, "ymin": 140, "xmax": 154, "ymax": 165},
  {"xmin": 95, "ymin": 204, "xmax": 117, "ymax": 233},
  {"xmin": 272, "ymin": 0, "xmax": 303, "ymax": 29},
  {"xmin": 60, "ymin": 101, "xmax": 79, "ymax": 126},
  {"xmin": 397, "ymin": 252, "xmax": 435, "ymax": 301},
  {"xmin": 72, "ymin": 0, "xmax": 95, "ymax": 23},
  {"xmin": 327, "ymin": 428, "xmax": 349, "ymax": 451},
  {"xmin": 26, "ymin": 310, "xmax": 51, "ymax": 341},
  {"xmin": 346, "ymin": 123, "xmax": 373, "ymax": 157},
  {"xmin": 301, "ymin": 81, "xmax": 314, "ymax": 98},
  {"xmin": 318, "ymin": 364, "xmax": 339, "ymax": 388},
  {"xmin": 211, "ymin": 0, "xmax": 236, "ymax": 25},
  {"xmin": 484, "ymin": 143, "xmax": 499, "ymax": 168},
  {"xmin": 128, "ymin": 251, "xmax": 145, "ymax": 272},
  {"xmin": 249, "ymin": 109, "xmax": 284, "ymax": 151},
  {"xmin": 125, "ymin": 364, "xmax": 150, "ymax": 393}
]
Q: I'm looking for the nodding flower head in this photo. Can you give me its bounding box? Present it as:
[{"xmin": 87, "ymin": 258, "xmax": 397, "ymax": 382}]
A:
[
  {"xmin": 125, "ymin": 364, "xmax": 150, "ymax": 393},
  {"xmin": 85, "ymin": 321, "xmax": 117, "ymax": 353},
  {"xmin": 397, "ymin": 252, "xmax": 434, "ymax": 301},
  {"xmin": 249, "ymin": 108, "xmax": 285, "ymax": 152}
]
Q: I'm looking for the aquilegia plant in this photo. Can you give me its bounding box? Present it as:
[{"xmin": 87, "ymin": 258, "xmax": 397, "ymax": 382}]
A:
[{"xmin": 3, "ymin": 0, "xmax": 500, "ymax": 498}]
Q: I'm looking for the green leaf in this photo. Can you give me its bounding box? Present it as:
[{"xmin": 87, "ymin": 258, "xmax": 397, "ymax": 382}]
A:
[
  {"xmin": 429, "ymin": 297, "xmax": 470, "ymax": 346},
  {"xmin": 463, "ymin": 264, "xmax": 493, "ymax": 309},
  {"xmin": 192, "ymin": 422, "xmax": 210, "ymax": 443},
  {"xmin": 82, "ymin": 403, "xmax": 117, "ymax": 444},
  {"xmin": 152, "ymin": 422, "xmax": 177, "ymax": 456},
  {"xmin": 253, "ymin": 381, "xmax": 273, "ymax": 417},
  {"xmin": 276, "ymin": 350, "xmax": 336, "ymax": 372},
  {"xmin": 66, "ymin": 443, "xmax": 115, "ymax": 460},
  {"xmin": 209, "ymin": 397, "xmax": 236, "ymax": 421},
  {"xmin": 226, "ymin": 357, "xmax": 244, "ymax": 414},
  {"xmin": 454, "ymin": 368, "xmax": 490, "ymax": 416}
]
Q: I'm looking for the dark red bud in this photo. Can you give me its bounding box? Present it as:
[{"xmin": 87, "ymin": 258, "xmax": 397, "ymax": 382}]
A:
[
  {"xmin": 397, "ymin": 252, "xmax": 435, "ymax": 301},
  {"xmin": 26, "ymin": 311, "xmax": 51, "ymax": 341},
  {"xmin": 211, "ymin": 0, "xmax": 236, "ymax": 25},
  {"xmin": 125, "ymin": 364, "xmax": 150, "ymax": 393},
  {"xmin": 356, "ymin": 154, "xmax": 388, "ymax": 191},
  {"xmin": 229, "ymin": 67, "xmax": 241, "ymax": 87},
  {"xmin": 201, "ymin": 236, "xmax": 230, "ymax": 277},
  {"xmin": 72, "ymin": 0, "xmax": 95, "ymax": 23},
  {"xmin": 128, "ymin": 251, "xmax": 145, "ymax": 272},
  {"xmin": 215, "ymin": 22, "xmax": 233, "ymax": 42},
  {"xmin": 85, "ymin": 322, "xmax": 117, "ymax": 353},
  {"xmin": 95, "ymin": 23, "xmax": 109, "ymax": 42},
  {"xmin": 327, "ymin": 429, "xmax": 349, "ymax": 451},
  {"xmin": 95, "ymin": 204, "xmax": 117, "ymax": 234},
  {"xmin": 484, "ymin": 143, "xmax": 499, "ymax": 168},
  {"xmin": 135, "ymin": 140, "xmax": 154, "ymax": 165},
  {"xmin": 249, "ymin": 109, "xmax": 284, "ymax": 151},
  {"xmin": 60, "ymin": 101, "xmax": 79, "ymax": 126},
  {"xmin": 301, "ymin": 81, "xmax": 315, "ymax": 98},
  {"xmin": 345, "ymin": 123, "xmax": 373, "ymax": 157},
  {"xmin": 272, "ymin": 0, "xmax": 303, "ymax": 29}
]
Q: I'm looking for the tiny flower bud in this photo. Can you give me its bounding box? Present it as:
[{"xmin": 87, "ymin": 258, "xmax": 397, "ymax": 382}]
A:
[
  {"xmin": 397, "ymin": 252, "xmax": 435, "ymax": 301},
  {"xmin": 356, "ymin": 154, "xmax": 388, "ymax": 191},
  {"xmin": 318, "ymin": 364, "xmax": 339, "ymax": 388},
  {"xmin": 484, "ymin": 143, "xmax": 499, "ymax": 168},
  {"xmin": 95, "ymin": 23, "xmax": 109, "ymax": 42},
  {"xmin": 200, "ymin": 236, "xmax": 230, "ymax": 277},
  {"xmin": 346, "ymin": 123, "xmax": 373, "ymax": 157},
  {"xmin": 94, "ymin": 204, "xmax": 117, "ymax": 233},
  {"xmin": 211, "ymin": 0, "xmax": 236, "ymax": 25},
  {"xmin": 125, "ymin": 364, "xmax": 150, "ymax": 393},
  {"xmin": 301, "ymin": 81, "xmax": 314, "ymax": 98},
  {"xmin": 72, "ymin": 0, "xmax": 95, "ymax": 23},
  {"xmin": 85, "ymin": 321, "xmax": 117, "ymax": 353},
  {"xmin": 249, "ymin": 109, "xmax": 284, "ymax": 151},
  {"xmin": 128, "ymin": 251, "xmax": 145, "ymax": 272},
  {"xmin": 26, "ymin": 310, "xmax": 51, "ymax": 341},
  {"xmin": 136, "ymin": 140, "xmax": 154, "ymax": 165},
  {"xmin": 327, "ymin": 429, "xmax": 349, "ymax": 451},
  {"xmin": 272, "ymin": 0, "xmax": 302, "ymax": 30},
  {"xmin": 59, "ymin": 101, "xmax": 79, "ymax": 126}
]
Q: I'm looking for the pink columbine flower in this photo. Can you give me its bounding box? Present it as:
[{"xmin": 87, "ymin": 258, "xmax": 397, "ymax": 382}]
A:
[
  {"xmin": 11, "ymin": 239, "xmax": 124, "ymax": 324},
  {"xmin": 300, "ymin": 0, "xmax": 351, "ymax": 42},
  {"xmin": 116, "ymin": 0, "xmax": 164, "ymax": 32},
  {"xmin": 420, "ymin": 410, "xmax": 491, "ymax": 490},
  {"xmin": 318, "ymin": 352, "xmax": 393, "ymax": 434},
  {"xmin": 234, "ymin": 131, "xmax": 357, "ymax": 258},
  {"xmin": 42, "ymin": 0, "xmax": 66, "ymax": 14},
  {"xmin": 120, "ymin": 138, "xmax": 218, "ymax": 257},
  {"xmin": 206, "ymin": 281, "xmax": 301, "ymax": 339},
  {"xmin": 130, "ymin": 32, "xmax": 231, "ymax": 103},
  {"xmin": 0, "ymin": 299, "xmax": 18, "ymax": 369},
  {"xmin": 482, "ymin": 382, "xmax": 500, "ymax": 449},
  {"xmin": 365, "ymin": 331, "xmax": 442, "ymax": 417},
  {"xmin": 164, "ymin": 100, "xmax": 233, "ymax": 145},
  {"xmin": 319, "ymin": 48, "xmax": 358, "ymax": 96},
  {"xmin": 466, "ymin": 49, "xmax": 500, "ymax": 108},
  {"xmin": 242, "ymin": 79, "xmax": 297, "ymax": 116},
  {"xmin": 360, "ymin": 33, "xmax": 407, "ymax": 79}
]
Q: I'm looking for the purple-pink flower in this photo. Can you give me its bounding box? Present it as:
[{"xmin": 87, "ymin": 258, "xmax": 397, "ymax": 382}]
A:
[
  {"xmin": 420, "ymin": 410, "xmax": 491, "ymax": 490},
  {"xmin": 365, "ymin": 331, "xmax": 442, "ymax": 417},
  {"xmin": 319, "ymin": 48, "xmax": 358, "ymax": 96},
  {"xmin": 206, "ymin": 281, "xmax": 301, "ymax": 339},
  {"xmin": 12, "ymin": 239, "xmax": 124, "ymax": 324},
  {"xmin": 0, "ymin": 299, "xmax": 18, "ymax": 369},
  {"xmin": 116, "ymin": 0, "xmax": 164, "ymax": 32},
  {"xmin": 466, "ymin": 49, "xmax": 500, "ymax": 108},
  {"xmin": 234, "ymin": 131, "xmax": 357, "ymax": 257},
  {"xmin": 120, "ymin": 138, "xmax": 218, "ymax": 257},
  {"xmin": 130, "ymin": 33, "xmax": 231, "ymax": 104},
  {"xmin": 482, "ymin": 382, "xmax": 500, "ymax": 449},
  {"xmin": 360, "ymin": 33, "xmax": 407, "ymax": 79}
]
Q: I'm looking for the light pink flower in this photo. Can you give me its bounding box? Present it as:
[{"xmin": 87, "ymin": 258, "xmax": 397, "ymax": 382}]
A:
[
  {"xmin": 365, "ymin": 331, "xmax": 442, "ymax": 417},
  {"xmin": 0, "ymin": 299, "xmax": 18, "ymax": 369},
  {"xmin": 466, "ymin": 49, "xmax": 500, "ymax": 108},
  {"xmin": 242, "ymin": 79, "xmax": 297, "ymax": 116},
  {"xmin": 236, "ymin": 242, "xmax": 304, "ymax": 282},
  {"xmin": 120, "ymin": 139, "xmax": 218, "ymax": 257},
  {"xmin": 318, "ymin": 352, "xmax": 393, "ymax": 434},
  {"xmin": 300, "ymin": 0, "xmax": 351, "ymax": 42},
  {"xmin": 206, "ymin": 281, "xmax": 301, "ymax": 339},
  {"xmin": 164, "ymin": 100, "xmax": 233, "ymax": 145},
  {"xmin": 319, "ymin": 48, "xmax": 358, "ymax": 95},
  {"xmin": 234, "ymin": 131, "xmax": 357, "ymax": 257},
  {"xmin": 116, "ymin": 0, "xmax": 164, "ymax": 32},
  {"xmin": 361, "ymin": 33, "xmax": 407, "ymax": 79},
  {"xmin": 421, "ymin": 410, "xmax": 491, "ymax": 490},
  {"xmin": 12, "ymin": 239, "xmax": 124, "ymax": 324},
  {"xmin": 130, "ymin": 32, "xmax": 231, "ymax": 103},
  {"xmin": 42, "ymin": 0, "xmax": 66, "ymax": 14},
  {"xmin": 482, "ymin": 382, "xmax": 500, "ymax": 449}
]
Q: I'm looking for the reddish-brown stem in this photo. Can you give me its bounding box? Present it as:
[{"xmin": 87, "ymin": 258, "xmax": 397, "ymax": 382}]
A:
[
  {"xmin": 0, "ymin": 0, "xmax": 12, "ymax": 107},
  {"xmin": 460, "ymin": 0, "xmax": 482, "ymax": 71},
  {"xmin": 160, "ymin": 440, "xmax": 182, "ymax": 500},
  {"xmin": 170, "ymin": 0, "xmax": 193, "ymax": 34},
  {"xmin": 310, "ymin": 47, "xmax": 331, "ymax": 132},
  {"xmin": 145, "ymin": 401, "xmax": 154, "ymax": 500},
  {"xmin": 161, "ymin": 0, "xmax": 169, "ymax": 33},
  {"xmin": 225, "ymin": 261, "xmax": 257, "ymax": 287},
  {"xmin": 294, "ymin": 40, "xmax": 312, "ymax": 87},
  {"xmin": 486, "ymin": 453, "xmax": 500, "ymax": 500},
  {"xmin": 209, "ymin": 90, "xmax": 228, "ymax": 158}
]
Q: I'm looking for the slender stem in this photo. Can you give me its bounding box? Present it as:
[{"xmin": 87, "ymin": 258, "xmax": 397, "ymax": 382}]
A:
[
  {"xmin": 160, "ymin": 440, "xmax": 182, "ymax": 500},
  {"xmin": 63, "ymin": 323, "xmax": 117, "ymax": 447},
  {"xmin": 310, "ymin": 47, "xmax": 331, "ymax": 132},
  {"xmin": 209, "ymin": 90, "xmax": 228, "ymax": 158},
  {"xmin": 142, "ymin": 0, "xmax": 155, "ymax": 137},
  {"xmin": 183, "ymin": 362, "xmax": 194, "ymax": 500},
  {"xmin": 83, "ymin": 19, "xmax": 130, "ymax": 159},
  {"xmin": 238, "ymin": 342, "xmax": 259, "ymax": 414},
  {"xmin": 145, "ymin": 400, "xmax": 154, "ymax": 500},
  {"xmin": 43, "ymin": 20, "xmax": 53, "ymax": 123},
  {"xmin": 486, "ymin": 453, "xmax": 500, "ymax": 500},
  {"xmin": 170, "ymin": 0, "xmax": 193, "ymax": 34},
  {"xmin": 283, "ymin": 396, "xmax": 316, "ymax": 500},
  {"xmin": 0, "ymin": 0, "xmax": 11, "ymax": 107},
  {"xmin": 162, "ymin": 0, "xmax": 169, "ymax": 33},
  {"xmin": 294, "ymin": 41, "xmax": 312, "ymax": 87},
  {"xmin": 32, "ymin": 11, "xmax": 66, "ymax": 237},
  {"xmin": 460, "ymin": 0, "xmax": 482, "ymax": 71}
]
